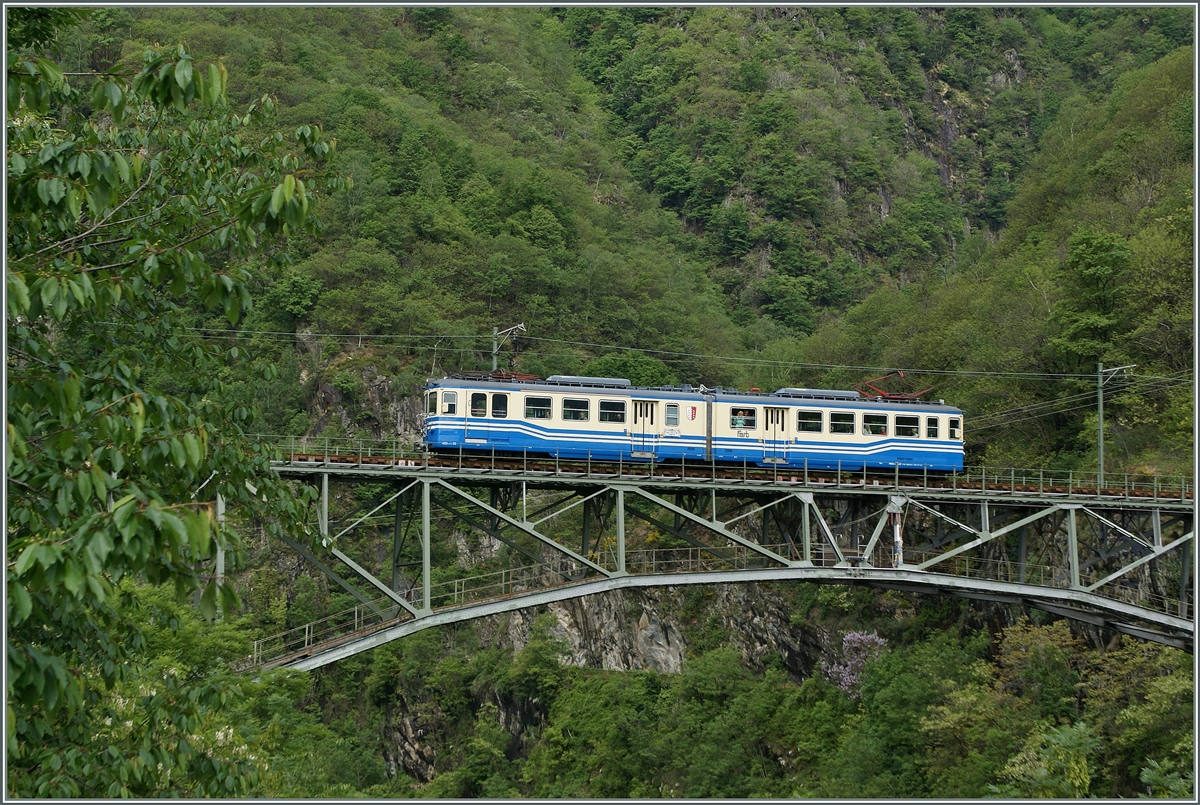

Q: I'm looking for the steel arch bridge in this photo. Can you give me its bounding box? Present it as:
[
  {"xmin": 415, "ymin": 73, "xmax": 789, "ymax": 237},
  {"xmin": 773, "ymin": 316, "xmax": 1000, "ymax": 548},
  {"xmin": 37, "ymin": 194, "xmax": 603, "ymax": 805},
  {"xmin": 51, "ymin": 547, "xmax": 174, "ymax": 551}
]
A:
[{"xmin": 236, "ymin": 444, "xmax": 1193, "ymax": 672}]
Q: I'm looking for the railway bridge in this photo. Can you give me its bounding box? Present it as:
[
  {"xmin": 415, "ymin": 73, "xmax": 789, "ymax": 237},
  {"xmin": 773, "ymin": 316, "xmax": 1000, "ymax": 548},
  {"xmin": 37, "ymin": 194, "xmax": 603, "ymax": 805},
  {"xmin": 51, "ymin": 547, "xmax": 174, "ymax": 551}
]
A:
[{"xmin": 239, "ymin": 438, "xmax": 1194, "ymax": 672}]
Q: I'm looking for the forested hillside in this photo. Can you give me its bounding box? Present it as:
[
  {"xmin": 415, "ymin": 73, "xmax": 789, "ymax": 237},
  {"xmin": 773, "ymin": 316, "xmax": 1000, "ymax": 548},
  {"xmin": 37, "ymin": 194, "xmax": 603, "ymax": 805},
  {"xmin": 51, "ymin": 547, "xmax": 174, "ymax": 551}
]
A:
[
  {"xmin": 53, "ymin": 5, "xmax": 1192, "ymax": 473},
  {"xmin": 7, "ymin": 6, "xmax": 1193, "ymax": 799}
]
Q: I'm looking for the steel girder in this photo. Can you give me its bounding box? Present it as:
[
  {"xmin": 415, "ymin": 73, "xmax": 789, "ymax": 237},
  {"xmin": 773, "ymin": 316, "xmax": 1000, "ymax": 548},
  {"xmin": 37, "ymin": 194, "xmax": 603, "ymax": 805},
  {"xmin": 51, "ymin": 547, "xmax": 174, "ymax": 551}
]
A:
[{"xmin": 258, "ymin": 465, "xmax": 1192, "ymax": 671}]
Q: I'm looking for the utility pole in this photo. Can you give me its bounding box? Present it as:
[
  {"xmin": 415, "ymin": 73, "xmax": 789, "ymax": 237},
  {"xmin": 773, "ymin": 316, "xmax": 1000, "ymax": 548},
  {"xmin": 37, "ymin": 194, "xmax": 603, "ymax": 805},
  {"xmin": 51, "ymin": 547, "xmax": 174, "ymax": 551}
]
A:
[
  {"xmin": 1098, "ymin": 362, "xmax": 1103, "ymax": 489},
  {"xmin": 1097, "ymin": 362, "xmax": 1135, "ymax": 489},
  {"xmin": 492, "ymin": 323, "xmax": 526, "ymax": 371}
]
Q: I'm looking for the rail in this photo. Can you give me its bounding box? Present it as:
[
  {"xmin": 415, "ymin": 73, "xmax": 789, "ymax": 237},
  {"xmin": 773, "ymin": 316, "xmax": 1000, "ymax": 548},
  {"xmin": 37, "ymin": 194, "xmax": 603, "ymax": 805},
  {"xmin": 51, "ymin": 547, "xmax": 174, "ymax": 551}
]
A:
[{"xmin": 257, "ymin": 434, "xmax": 1194, "ymax": 504}]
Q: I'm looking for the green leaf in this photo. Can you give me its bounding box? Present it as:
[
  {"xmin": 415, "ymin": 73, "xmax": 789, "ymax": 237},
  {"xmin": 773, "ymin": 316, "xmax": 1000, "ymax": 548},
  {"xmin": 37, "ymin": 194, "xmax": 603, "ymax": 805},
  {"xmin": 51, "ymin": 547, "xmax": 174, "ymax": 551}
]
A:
[
  {"xmin": 207, "ymin": 62, "xmax": 223, "ymax": 101},
  {"xmin": 76, "ymin": 468, "xmax": 92, "ymax": 504},
  {"xmin": 61, "ymin": 559, "xmax": 83, "ymax": 595},
  {"xmin": 88, "ymin": 529, "xmax": 114, "ymax": 565},
  {"xmin": 8, "ymin": 583, "xmax": 32, "ymax": 624},
  {"xmin": 268, "ymin": 182, "xmax": 286, "ymax": 216},
  {"xmin": 90, "ymin": 463, "xmax": 109, "ymax": 503},
  {"xmin": 218, "ymin": 581, "xmax": 240, "ymax": 619},
  {"xmin": 130, "ymin": 396, "xmax": 145, "ymax": 443},
  {"xmin": 173, "ymin": 56, "xmax": 194, "ymax": 91},
  {"xmin": 198, "ymin": 580, "xmax": 217, "ymax": 621},
  {"xmin": 7, "ymin": 271, "xmax": 30, "ymax": 315},
  {"xmin": 160, "ymin": 511, "xmax": 188, "ymax": 546},
  {"xmin": 182, "ymin": 432, "xmax": 203, "ymax": 468},
  {"xmin": 186, "ymin": 510, "xmax": 211, "ymax": 557},
  {"xmin": 114, "ymin": 152, "xmax": 130, "ymax": 184},
  {"xmin": 63, "ymin": 374, "xmax": 80, "ymax": 409},
  {"xmin": 65, "ymin": 188, "xmax": 81, "ymax": 221},
  {"xmin": 13, "ymin": 544, "xmax": 39, "ymax": 576},
  {"xmin": 169, "ymin": 437, "xmax": 187, "ymax": 468},
  {"xmin": 74, "ymin": 151, "xmax": 91, "ymax": 181},
  {"xmin": 34, "ymin": 57, "xmax": 64, "ymax": 87}
]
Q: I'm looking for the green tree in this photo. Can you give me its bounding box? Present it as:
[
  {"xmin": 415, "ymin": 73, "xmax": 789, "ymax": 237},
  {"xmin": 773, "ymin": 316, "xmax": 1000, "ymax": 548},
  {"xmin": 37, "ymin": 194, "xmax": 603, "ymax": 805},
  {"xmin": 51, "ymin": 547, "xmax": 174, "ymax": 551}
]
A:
[
  {"xmin": 6, "ymin": 10, "xmax": 340, "ymax": 796},
  {"xmin": 989, "ymin": 721, "xmax": 1100, "ymax": 798},
  {"xmin": 582, "ymin": 352, "xmax": 678, "ymax": 387},
  {"xmin": 1050, "ymin": 228, "xmax": 1132, "ymax": 367}
]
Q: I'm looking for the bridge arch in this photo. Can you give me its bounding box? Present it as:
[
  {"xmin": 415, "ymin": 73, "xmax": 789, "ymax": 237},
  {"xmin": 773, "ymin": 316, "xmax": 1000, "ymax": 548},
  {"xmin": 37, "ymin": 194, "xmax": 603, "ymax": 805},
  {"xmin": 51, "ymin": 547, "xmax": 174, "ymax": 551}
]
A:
[{"xmin": 242, "ymin": 446, "xmax": 1193, "ymax": 671}]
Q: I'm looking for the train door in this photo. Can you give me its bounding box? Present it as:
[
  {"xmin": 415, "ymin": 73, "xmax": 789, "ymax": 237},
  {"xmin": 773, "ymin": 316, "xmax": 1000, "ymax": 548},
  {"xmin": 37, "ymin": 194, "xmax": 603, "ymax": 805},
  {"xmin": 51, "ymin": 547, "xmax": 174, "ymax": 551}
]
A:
[
  {"xmin": 464, "ymin": 391, "xmax": 488, "ymax": 442},
  {"xmin": 764, "ymin": 406, "xmax": 788, "ymax": 464},
  {"xmin": 632, "ymin": 400, "xmax": 657, "ymax": 457}
]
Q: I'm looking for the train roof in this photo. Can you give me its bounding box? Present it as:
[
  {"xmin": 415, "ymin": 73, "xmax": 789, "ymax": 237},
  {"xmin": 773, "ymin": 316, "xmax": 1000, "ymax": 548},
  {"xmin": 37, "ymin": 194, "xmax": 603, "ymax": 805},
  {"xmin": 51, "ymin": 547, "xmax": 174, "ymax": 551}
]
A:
[{"xmin": 427, "ymin": 375, "xmax": 961, "ymax": 412}]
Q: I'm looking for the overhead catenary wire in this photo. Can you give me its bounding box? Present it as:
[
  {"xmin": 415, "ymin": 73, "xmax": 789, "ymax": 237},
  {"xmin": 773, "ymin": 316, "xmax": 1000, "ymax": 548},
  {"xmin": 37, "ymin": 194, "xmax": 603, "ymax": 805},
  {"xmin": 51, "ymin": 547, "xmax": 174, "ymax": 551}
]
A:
[
  {"xmin": 968, "ymin": 373, "xmax": 1193, "ymax": 427},
  {"xmin": 968, "ymin": 375, "xmax": 1193, "ymax": 434},
  {"xmin": 176, "ymin": 325, "xmax": 1196, "ymax": 384}
]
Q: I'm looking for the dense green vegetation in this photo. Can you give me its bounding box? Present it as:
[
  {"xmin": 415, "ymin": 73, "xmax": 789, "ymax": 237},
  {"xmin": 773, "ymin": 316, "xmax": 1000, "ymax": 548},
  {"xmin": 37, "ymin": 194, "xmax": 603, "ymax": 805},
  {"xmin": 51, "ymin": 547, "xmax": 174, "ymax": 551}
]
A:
[
  {"xmin": 7, "ymin": 6, "xmax": 1193, "ymax": 799},
  {"xmin": 64, "ymin": 4, "xmax": 1184, "ymax": 474}
]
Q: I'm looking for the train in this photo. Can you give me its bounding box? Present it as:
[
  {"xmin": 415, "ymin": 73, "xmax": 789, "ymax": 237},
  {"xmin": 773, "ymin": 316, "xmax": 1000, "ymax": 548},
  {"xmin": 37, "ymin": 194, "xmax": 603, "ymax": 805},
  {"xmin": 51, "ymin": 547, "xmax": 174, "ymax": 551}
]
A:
[{"xmin": 422, "ymin": 373, "xmax": 964, "ymax": 472}]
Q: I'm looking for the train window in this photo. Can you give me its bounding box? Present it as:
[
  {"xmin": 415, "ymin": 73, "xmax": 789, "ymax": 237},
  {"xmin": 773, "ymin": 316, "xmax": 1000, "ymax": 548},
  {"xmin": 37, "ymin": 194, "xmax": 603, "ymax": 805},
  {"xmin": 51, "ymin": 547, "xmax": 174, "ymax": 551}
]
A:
[
  {"xmin": 470, "ymin": 393, "xmax": 487, "ymax": 417},
  {"xmin": 562, "ymin": 398, "xmax": 590, "ymax": 421},
  {"xmin": 863, "ymin": 414, "xmax": 888, "ymax": 436},
  {"xmin": 895, "ymin": 415, "xmax": 919, "ymax": 437},
  {"xmin": 599, "ymin": 400, "xmax": 626, "ymax": 423},
  {"xmin": 525, "ymin": 396, "xmax": 552, "ymax": 419},
  {"xmin": 797, "ymin": 410, "xmax": 822, "ymax": 433},
  {"xmin": 730, "ymin": 407, "xmax": 756, "ymax": 429},
  {"xmin": 442, "ymin": 391, "xmax": 457, "ymax": 415},
  {"xmin": 425, "ymin": 392, "xmax": 436, "ymax": 415},
  {"xmin": 830, "ymin": 412, "xmax": 855, "ymax": 434},
  {"xmin": 491, "ymin": 394, "xmax": 508, "ymax": 418},
  {"xmin": 949, "ymin": 418, "xmax": 961, "ymax": 440},
  {"xmin": 926, "ymin": 416, "xmax": 939, "ymax": 438},
  {"xmin": 665, "ymin": 404, "xmax": 679, "ymax": 427}
]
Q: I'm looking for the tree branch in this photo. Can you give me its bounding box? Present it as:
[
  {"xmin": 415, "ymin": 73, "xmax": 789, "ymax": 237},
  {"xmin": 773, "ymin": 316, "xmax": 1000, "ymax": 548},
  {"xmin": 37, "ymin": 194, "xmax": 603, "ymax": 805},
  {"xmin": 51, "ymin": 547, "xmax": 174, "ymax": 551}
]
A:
[{"xmin": 33, "ymin": 169, "xmax": 156, "ymax": 257}]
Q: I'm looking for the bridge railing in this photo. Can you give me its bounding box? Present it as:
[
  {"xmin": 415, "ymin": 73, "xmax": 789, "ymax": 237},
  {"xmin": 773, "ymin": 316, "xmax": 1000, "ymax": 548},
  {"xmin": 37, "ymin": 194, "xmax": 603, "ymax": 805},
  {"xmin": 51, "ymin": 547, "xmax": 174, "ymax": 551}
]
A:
[
  {"xmin": 256, "ymin": 434, "xmax": 1193, "ymax": 503},
  {"xmin": 233, "ymin": 593, "xmax": 410, "ymax": 671},
  {"xmin": 908, "ymin": 550, "xmax": 1192, "ymax": 618}
]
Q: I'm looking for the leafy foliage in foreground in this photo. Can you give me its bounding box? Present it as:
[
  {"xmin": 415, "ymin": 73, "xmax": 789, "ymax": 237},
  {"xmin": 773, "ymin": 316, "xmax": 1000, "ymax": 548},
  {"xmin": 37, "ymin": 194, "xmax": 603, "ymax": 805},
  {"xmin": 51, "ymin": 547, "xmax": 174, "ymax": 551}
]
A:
[{"xmin": 5, "ymin": 9, "xmax": 339, "ymax": 796}]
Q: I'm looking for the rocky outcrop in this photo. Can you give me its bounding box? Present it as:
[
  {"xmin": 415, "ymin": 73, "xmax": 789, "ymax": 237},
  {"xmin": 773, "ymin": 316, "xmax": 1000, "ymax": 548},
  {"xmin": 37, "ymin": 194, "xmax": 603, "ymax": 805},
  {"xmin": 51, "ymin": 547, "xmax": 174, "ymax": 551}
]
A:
[
  {"xmin": 381, "ymin": 694, "xmax": 443, "ymax": 783},
  {"xmin": 483, "ymin": 583, "xmax": 841, "ymax": 682}
]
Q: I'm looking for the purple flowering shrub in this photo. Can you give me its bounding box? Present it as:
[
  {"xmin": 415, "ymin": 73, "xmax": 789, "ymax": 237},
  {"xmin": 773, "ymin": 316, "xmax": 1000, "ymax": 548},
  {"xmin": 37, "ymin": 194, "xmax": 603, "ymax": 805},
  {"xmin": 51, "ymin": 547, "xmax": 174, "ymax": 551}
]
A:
[{"xmin": 823, "ymin": 630, "xmax": 888, "ymax": 697}]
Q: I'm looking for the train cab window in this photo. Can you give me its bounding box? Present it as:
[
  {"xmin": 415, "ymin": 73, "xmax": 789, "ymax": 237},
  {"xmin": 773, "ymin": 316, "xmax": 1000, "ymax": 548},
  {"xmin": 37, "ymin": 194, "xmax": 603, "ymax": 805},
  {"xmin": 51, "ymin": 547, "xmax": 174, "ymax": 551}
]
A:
[
  {"xmin": 665, "ymin": 404, "xmax": 680, "ymax": 427},
  {"xmin": 442, "ymin": 391, "xmax": 457, "ymax": 415},
  {"xmin": 491, "ymin": 394, "xmax": 508, "ymax": 418},
  {"xmin": 562, "ymin": 398, "xmax": 590, "ymax": 421},
  {"xmin": 830, "ymin": 412, "xmax": 855, "ymax": 434},
  {"xmin": 895, "ymin": 415, "xmax": 920, "ymax": 437},
  {"xmin": 949, "ymin": 418, "xmax": 961, "ymax": 440},
  {"xmin": 863, "ymin": 414, "xmax": 888, "ymax": 436},
  {"xmin": 926, "ymin": 416, "xmax": 939, "ymax": 438},
  {"xmin": 599, "ymin": 400, "xmax": 626, "ymax": 423},
  {"xmin": 525, "ymin": 396, "xmax": 552, "ymax": 419},
  {"xmin": 425, "ymin": 392, "xmax": 437, "ymax": 415},
  {"xmin": 730, "ymin": 408, "xmax": 756, "ymax": 429},
  {"xmin": 797, "ymin": 410, "xmax": 823, "ymax": 433},
  {"xmin": 470, "ymin": 393, "xmax": 487, "ymax": 417}
]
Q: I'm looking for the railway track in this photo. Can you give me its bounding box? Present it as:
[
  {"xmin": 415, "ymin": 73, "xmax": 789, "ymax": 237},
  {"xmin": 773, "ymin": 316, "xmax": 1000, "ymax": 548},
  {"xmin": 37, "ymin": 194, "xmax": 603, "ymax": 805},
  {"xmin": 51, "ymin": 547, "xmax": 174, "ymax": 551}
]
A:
[{"xmin": 276, "ymin": 451, "xmax": 1193, "ymax": 501}]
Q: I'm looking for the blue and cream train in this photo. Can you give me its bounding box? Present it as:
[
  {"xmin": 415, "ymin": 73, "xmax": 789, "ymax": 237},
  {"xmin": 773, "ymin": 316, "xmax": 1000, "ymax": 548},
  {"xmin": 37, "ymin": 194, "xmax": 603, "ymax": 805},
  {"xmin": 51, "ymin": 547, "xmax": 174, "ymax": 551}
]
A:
[{"xmin": 423, "ymin": 374, "xmax": 964, "ymax": 472}]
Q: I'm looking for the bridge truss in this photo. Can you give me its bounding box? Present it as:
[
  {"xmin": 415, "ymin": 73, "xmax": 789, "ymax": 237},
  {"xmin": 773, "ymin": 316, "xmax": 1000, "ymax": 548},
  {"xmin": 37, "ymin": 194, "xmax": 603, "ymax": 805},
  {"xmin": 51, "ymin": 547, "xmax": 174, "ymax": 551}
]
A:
[{"xmin": 245, "ymin": 452, "xmax": 1194, "ymax": 671}]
